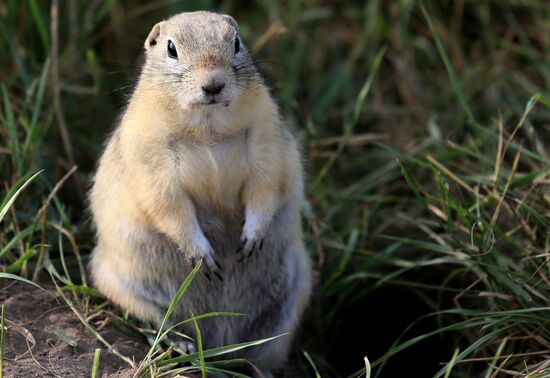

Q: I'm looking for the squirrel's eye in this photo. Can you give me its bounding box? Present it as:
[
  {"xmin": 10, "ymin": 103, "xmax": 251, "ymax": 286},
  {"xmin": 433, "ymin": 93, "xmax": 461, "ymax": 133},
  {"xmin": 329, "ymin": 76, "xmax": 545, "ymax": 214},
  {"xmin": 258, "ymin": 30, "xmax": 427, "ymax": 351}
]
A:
[
  {"xmin": 234, "ymin": 36, "xmax": 240, "ymax": 54},
  {"xmin": 167, "ymin": 40, "xmax": 178, "ymax": 59}
]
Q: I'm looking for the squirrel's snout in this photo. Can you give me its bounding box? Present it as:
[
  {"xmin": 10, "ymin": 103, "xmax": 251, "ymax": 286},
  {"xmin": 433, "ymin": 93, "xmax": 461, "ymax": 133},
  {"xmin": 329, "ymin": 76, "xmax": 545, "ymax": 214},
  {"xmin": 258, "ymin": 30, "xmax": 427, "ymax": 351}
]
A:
[
  {"xmin": 197, "ymin": 67, "xmax": 227, "ymax": 99},
  {"xmin": 202, "ymin": 82, "xmax": 225, "ymax": 96}
]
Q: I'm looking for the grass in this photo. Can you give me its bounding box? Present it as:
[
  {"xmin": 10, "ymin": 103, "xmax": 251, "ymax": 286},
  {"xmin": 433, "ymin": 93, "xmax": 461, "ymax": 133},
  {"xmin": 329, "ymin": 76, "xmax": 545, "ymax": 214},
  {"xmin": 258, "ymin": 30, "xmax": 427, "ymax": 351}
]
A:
[
  {"xmin": 1, "ymin": 0, "xmax": 549, "ymax": 377},
  {"xmin": 1, "ymin": 304, "xmax": 4, "ymax": 378},
  {"xmin": 92, "ymin": 348, "xmax": 102, "ymax": 378}
]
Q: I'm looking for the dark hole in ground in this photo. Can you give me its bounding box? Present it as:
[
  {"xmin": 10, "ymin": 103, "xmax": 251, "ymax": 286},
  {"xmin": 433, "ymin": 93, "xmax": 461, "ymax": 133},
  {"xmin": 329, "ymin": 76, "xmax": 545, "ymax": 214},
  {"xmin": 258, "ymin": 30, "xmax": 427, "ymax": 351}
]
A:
[{"xmin": 325, "ymin": 286, "xmax": 456, "ymax": 378}]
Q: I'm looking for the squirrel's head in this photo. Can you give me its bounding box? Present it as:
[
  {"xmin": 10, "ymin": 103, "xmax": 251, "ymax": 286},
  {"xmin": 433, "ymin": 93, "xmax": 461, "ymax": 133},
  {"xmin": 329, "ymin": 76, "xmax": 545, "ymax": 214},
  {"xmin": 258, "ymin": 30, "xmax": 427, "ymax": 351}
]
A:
[{"xmin": 141, "ymin": 11, "xmax": 260, "ymax": 130}]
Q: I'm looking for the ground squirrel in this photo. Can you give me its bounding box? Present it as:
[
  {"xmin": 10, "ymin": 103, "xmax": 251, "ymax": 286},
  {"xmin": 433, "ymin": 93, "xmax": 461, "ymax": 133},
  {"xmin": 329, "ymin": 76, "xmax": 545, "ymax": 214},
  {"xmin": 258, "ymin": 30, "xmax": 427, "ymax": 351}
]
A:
[{"xmin": 90, "ymin": 11, "xmax": 312, "ymax": 377}]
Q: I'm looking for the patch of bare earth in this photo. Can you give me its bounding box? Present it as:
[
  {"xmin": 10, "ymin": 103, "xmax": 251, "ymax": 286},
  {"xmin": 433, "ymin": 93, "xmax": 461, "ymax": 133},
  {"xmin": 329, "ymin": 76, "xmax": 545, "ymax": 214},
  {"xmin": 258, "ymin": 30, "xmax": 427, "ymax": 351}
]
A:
[{"xmin": 0, "ymin": 282, "xmax": 147, "ymax": 377}]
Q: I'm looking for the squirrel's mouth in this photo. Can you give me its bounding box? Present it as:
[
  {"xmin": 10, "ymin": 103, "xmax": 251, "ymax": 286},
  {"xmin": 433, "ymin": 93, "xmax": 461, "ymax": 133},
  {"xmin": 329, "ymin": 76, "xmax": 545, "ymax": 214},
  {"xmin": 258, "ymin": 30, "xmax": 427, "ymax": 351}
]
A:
[{"xmin": 191, "ymin": 99, "xmax": 231, "ymax": 108}]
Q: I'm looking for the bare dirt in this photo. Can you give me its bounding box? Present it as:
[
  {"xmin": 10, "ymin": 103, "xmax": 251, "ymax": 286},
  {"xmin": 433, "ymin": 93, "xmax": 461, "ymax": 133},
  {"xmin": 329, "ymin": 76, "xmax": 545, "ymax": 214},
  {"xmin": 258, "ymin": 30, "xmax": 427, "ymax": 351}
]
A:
[{"xmin": 0, "ymin": 281, "xmax": 148, "ymax": 378}]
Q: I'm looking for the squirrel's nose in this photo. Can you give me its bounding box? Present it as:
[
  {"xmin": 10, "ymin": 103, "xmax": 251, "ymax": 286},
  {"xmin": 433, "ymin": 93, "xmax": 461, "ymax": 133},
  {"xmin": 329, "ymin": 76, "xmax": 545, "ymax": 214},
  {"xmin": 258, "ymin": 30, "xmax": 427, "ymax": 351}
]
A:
[{"xmin": 202, "ymin": 82, "xmax": 225, "ymax": 95}]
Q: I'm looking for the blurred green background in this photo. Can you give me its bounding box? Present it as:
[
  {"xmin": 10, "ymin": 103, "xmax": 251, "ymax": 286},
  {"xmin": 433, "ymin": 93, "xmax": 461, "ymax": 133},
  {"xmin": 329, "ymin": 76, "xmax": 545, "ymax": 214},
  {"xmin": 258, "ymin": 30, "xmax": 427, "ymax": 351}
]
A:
[{"xmin": 1, "ymin": 1, "xmax": 549, "ymax": 377}]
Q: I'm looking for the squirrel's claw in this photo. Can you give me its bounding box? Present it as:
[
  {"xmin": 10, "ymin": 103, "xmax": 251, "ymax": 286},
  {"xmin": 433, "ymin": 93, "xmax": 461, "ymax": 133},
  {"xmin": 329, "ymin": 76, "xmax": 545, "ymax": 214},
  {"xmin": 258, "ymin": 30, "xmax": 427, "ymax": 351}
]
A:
[
  {"xmin": 235, "ymin": 238, "xmax": 246, "ymax": 254},
  {"xmin": 240, "ymin": 237, "xmax": 256, "ymax": 256},
  {"xmin": 238, "ymin": 239, "xmax": 264, "ymax": 263},
  {"xmin": 246, "ymin": 241, "xmax": 256, "ymax": 257},
  {"xmin": 204, "ymin": 255, "xmax": 223, "ymax": 282}
]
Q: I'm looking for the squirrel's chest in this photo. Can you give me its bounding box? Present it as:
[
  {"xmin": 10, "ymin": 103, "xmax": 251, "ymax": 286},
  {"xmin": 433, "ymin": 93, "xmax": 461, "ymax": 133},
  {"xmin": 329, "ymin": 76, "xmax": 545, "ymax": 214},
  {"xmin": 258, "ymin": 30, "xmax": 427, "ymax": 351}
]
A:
[{"xmin": 169, "ymin": 137, "xmax": 248, "ymax": 206}]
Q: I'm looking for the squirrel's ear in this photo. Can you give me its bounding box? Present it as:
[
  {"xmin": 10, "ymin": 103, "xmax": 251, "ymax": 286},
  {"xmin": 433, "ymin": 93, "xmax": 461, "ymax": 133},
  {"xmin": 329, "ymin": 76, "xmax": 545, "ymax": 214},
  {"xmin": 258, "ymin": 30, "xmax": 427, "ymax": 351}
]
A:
[
  {"xmin": 144, "ymin": 22, "xmax": 164, "ymax": 50},
  {"xmin": 223, "ymin": 15, "xmax": 239, "ymax": 31}
]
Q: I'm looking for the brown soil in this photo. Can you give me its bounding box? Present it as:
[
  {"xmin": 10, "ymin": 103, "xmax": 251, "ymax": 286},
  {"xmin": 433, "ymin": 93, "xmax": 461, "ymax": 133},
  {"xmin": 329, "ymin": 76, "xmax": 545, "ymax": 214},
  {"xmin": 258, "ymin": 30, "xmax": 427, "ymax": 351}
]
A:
[{"xmin": 0, "ymin": 281, "xmax": 148, "ymax": 378}]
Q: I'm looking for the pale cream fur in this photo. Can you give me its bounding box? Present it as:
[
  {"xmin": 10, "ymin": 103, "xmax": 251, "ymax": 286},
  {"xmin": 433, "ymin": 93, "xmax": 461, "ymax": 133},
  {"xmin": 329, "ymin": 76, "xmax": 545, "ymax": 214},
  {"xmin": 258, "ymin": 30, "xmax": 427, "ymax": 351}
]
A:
[{"xmin": 90, "ymin": 11, "xmax": 312, "ymax": 377}]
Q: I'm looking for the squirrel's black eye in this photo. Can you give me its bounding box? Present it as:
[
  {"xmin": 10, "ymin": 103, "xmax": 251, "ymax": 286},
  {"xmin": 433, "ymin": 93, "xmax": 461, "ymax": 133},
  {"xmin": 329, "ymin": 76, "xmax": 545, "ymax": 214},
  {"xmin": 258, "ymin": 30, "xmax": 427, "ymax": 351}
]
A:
[
  {"xmin": 167, "ymin": 40, "xmax": 178, "ymax": 59},
  {"xmin": 234, "ymin": 36, "xmax": 240, "ymax": 54}
]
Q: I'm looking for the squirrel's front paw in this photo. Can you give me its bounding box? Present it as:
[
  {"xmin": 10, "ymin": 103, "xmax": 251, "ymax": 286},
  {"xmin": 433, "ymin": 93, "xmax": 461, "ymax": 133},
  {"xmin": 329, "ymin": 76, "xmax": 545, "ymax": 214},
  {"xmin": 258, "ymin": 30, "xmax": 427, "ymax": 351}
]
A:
[
  {"xmin": 236, "ymin": 217, "xmax": 265, "ymax": 260},
  {"xmin": 188, "ymin": 233, "xmax": 223, "ymax": 281},
  {"xmin": 176, "ymin": 340, "xmax": 197, "ymax": 355}
]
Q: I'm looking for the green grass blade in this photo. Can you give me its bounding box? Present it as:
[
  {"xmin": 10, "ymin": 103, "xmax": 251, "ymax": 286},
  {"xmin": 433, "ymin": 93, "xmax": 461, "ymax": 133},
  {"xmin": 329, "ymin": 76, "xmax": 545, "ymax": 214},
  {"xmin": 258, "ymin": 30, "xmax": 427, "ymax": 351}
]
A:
[
  {"xmin": 157, "ymin": 333, "xmax": 288, "ymax": 366},
  {"xmin": 351, "ymin": 46, "xmax": 387, "ymax": 127},
  {"xmin": 203, "ymin": 366, "xmax": 250, "ymax": 378},
  {"xmin": 419, "ymin": 1, "xmax": 475, "ymax": 125},
  {"xmin": 1, "ymin": 84, "xmax": 21, "ymax": 173},
  {"xmin": 57, "ymin": 231, "xmax": 72, "ymax": 285},
  {"xmin": 442, "ymin": 348, "xmax": 460, "ymax": 378},
  {"xmin": 158, "ymin": 312, "xmax": 243, "ymax": 343},
  {"xmin": 143, "ymin": 260, "xmax": 202, "ymax": 362},
  {"xmin": 0, "ymin": 170, "xmax": 43, "ymax": 224},
  {"xmin": 483, "ymin": 338, "xmax": 507, "ymax": 378},
  {"xmin": 24, "ymin": 58, "xmax": 50, "ymax": 157},
  {"xmin": 0, "ymin": 273, "xmax": 44, "ymax": 291},
  {"xmin": 324, "ymin": 228, "xmax": 360, "ymax": 288},
  {"xmin": 7, "ymin": 248, "xmax": 36, "ymax": 273},
  {"xmin": 364, "ymin": 355, "xmax": 371, "ymax": 378},
  {"xmin": 29, "ymin": 0, "xmax": 50, "ymax": 52},
  {"xmin": 433, "ymin": 328, "xmax": 508, "ymax": 378},
  {"xmin": 314, "ymin": 46, "xmax": 387, "ymax": 187},
  {"xmin": 95, "ymin": 0, "xmax": 117, "ymax": 24},
  {"xmin": 52, "ymin": 325, "xmax": 77, "ymax": 347},
  {"xmin": 0, "ymin": 172, "xmax": 34, "ymax": 211},
  {"xmin": 192, "ymin": 312, "xmax": 206, "ymax": 378},
  {"xmin": 0, "ymin": 225, "xmax": 33, "ymax": 259},
  {"xmin": 0, "ymin": 26, "xmax": 30, "ymax": 84},
  {"xmin": 304, "ymin": 351, "xmax": 321, "ymax": 378},
  {"xmin": 91, "ymin": 348, "xmax": 101, "ymax": 378},
  {"xmin": 62, "ymin": 285, "xmax": 104, "ymax": 299}
]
